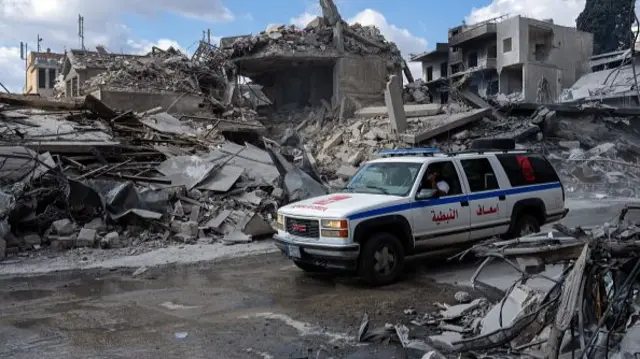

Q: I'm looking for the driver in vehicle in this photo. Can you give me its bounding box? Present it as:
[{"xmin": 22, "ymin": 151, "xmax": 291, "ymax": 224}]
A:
[{"xmin": 426, "ymin": 167, "xmax": 450, "ymax": 196}]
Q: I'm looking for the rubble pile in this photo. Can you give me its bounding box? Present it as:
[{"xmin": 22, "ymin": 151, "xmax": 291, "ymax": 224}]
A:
[
  {"xmin": 83, "ymin": 46, "xmax": 230, "ymax": 97},
  {"xmin": 0, "ymin": 93, "xmax": 326, "ymax": 260},
  {"xmin": 403, "ymin": 80, "xmax": 433, "ymax": 104},
  {"xmin": 358, "ymin": 204, "xmax": 640, "ymax": 358},
  {"xmin": 272, "ymin": 98, "xmax": 640, "ymax": 199},
  {"xmin": 227, "ymin": 12, "xmax": 403, "ymax": 66}
]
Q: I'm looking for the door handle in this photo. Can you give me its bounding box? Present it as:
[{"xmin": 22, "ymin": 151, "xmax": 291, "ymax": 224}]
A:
[
  {"xmin": 460, "ymin": 200, "xmax": 469, "ymax": 207},
  {"xmin": 499, "ymin": 195, "xmax": 506, "ymax": 201}
]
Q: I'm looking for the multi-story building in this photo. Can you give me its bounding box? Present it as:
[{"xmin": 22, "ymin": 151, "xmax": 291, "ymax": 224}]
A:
[
  {"xmin": 410, "ymin": 43, "xmax": 449, "ymax": 103},
  {"xmin": 412, "ymin": 15, "xmax": 594, "ymax": 103},
  {"xmin": 496, "ymin": 16, "xmax": 593, "ymax": 102},
  {"xmin": 447, "ymin": 16, "xmax": 503, "ymax": 98},
  {"xmin": 24, "ymin": 49, "xmax": 65, "ymax": 97}
]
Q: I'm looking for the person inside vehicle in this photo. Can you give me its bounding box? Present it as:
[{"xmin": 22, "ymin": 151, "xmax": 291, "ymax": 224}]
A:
[{"xmin": 425, "ymin": 166, "xmax": 450, "ymax": 196}]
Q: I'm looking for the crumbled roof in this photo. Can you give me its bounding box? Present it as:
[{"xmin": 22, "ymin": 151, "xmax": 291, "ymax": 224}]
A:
[{"xmin": 67, "ymin": 49, "xmax": 146, "ymax": 70}]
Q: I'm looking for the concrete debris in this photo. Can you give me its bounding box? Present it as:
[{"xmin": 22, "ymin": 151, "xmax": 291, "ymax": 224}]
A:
[
  {"xmin": 226, "ymin": 11, "xmax": 402, "ymax": 66},
  {"xmin": 0, "ymin": 90, "xmax": 314, "ymax": 260},
  {"xmin": 357, "ymin": 204, "xmax": 640, "ymax": 358},
  {"xmin": 81, "ymin": 46, "xmax": 231, "ymax": 102},
  {"xmin": 453, "ymin": 291, "xmax": 471, "ymax": 304}
]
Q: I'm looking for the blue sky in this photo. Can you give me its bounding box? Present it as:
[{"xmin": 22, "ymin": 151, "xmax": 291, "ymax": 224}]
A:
[
  {"xmin": 124, "ymin": 0, "xmax": 488, "ymax": 54},
  {"xmin": 0, "ymin": 0, "xmax": 590, "ymax": 92}
]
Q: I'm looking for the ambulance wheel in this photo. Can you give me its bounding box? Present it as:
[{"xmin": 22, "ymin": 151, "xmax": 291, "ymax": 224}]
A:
[
  {"xmin": 358, "ymin": 233, "xmax": 405, "ymax": 286},
  {"xmin": 512, "ymin": 214, "xmax": 540, "ymax": 237},
  {"xmin": 293, "ymin": 261, "xmax": 326, "ymax": 273}
]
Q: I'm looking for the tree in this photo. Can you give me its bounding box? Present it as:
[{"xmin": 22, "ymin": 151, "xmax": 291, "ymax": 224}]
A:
[{"xmin": 576, "ymin": 0, "xmax": 635, "ymax": 55}]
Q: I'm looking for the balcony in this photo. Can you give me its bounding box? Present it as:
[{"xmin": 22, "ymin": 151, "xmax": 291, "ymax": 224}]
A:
[
  {"xmin": 478, "ymin": 57, "xmax": 497, "ymax": 69},
  {"xmin": 449, "ymin": 23, "xmax": 497, "ymax": 46},
  {"xmin": 449, "ymin": 50, "xmax": 463, "ymax": 64}
]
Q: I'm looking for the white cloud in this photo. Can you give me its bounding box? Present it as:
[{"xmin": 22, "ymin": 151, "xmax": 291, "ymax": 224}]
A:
[
  {"xmin": 126, "ymin": 39, "xmax": 188, "ymax": 55},
  {"xmin": 0, "ymin": 46, "xmax": 24, "ymax": 93},
  {"xmin": 289, "ymin": 8, "xmax": 428, "ymax": 80},
  {"xmin": 291, "ymin": 12, "xmax": 318, "ymax": 28},
  {"xmin": 348, "ymin": 9, "xmax": 428, "ymax": 80},
  {"xmin": 466, "ymin": 0, "xmax": 586, "ymax": 27},
  {"xmin": 0, "ymin": 0, "xmax": 232, "ymax": 92}
]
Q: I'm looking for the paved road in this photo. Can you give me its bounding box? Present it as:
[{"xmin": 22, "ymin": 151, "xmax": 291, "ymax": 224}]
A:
[
  {"xmin": 0, "ymin": 198, "xmax": 633, "ymax": 358},
  {"xmin": 0, "ymin": 254, "xmax": 468, "ymax": 359}
]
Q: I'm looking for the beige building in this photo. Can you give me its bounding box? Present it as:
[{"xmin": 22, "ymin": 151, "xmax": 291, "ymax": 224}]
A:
[
  {"xmin": 496, "ymin": 16, "xmax": 593, "ymax": 102},
  {"xmin": 24, "ymin": 49, "xmax": 65, "ymax": 97},
  {"xmin": 413, "ymin": 15, "xmax": 594, "ymax": 103}
]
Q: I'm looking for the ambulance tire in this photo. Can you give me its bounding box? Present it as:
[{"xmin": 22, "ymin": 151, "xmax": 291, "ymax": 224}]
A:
[
  {"xmin": 293, "ymin": 261, "xmax": 326, "ymax": 273},
  {"xmin": 359, "ymin": 232, "xmax": 405, "ymax": 286},
  {"xmin": 512, "ymin": 214, "xmax": 540, "ymax": 238}
]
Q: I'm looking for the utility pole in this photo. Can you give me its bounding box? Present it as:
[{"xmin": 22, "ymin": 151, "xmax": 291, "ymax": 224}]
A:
[
  {"xmin": 36, "ymin": 34, "xmax": 42, "ymax": 52},
  {"xmin": 20, "ymin": 42, "xmax": 27, "ymax": 93},
  {"xmin": 78, "ymin": 14, "xmax": 85, "ymax": 50},
  {"xmin": 207, "ymin": 29, "xmax": 211, "ymax": 44}
]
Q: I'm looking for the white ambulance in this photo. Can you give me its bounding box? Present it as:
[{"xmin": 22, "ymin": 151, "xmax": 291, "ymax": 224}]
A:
[{"xmin": 273, "ymin": 145, "xmax": 568, "ymax": 285}]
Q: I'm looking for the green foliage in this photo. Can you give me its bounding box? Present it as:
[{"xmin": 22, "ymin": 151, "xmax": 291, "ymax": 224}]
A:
[{"xmin": 576, "ymin": 0, "xmax": 635, "ymax": 55}]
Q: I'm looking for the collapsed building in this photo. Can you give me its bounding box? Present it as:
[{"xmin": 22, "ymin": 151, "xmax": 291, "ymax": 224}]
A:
[
  {"xmin": 221, "ymin": 0, "xmax": 406, "ymax": 114},
  {"xmin": 560, "ymin": 49, "xmax": 640, "ymax": 108},
  {"xmin": 409, "ymin": 15, "xmax": 594, "ymax": 105}
]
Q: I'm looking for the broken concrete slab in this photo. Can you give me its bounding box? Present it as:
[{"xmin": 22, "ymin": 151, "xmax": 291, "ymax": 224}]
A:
[
  {"xmin": 321, "ymin": 129, "xmax": 345, "ymax": 154},
  {"xmin": 77, "ymin": 228, "xmax": 97, "ymax": 247},
  {"xmin": 83, "ymin": 217, "xmax": 107, "ymax": 232},
  {"xmin": 102, "ymin": 231, "xmax": 129, "ymax": 249},
  {"xmin": 385, "ymin": 75, "xmax": 407, "ymax": 132},
  {"xmin": 140, "ymin": 112, "xmax": 197, "ymax": 136},
  {"xmin": 50, "ymin": 219, "xmax": 75, "ymax": 236},
  {"xmin": 22, "ymin": 234, "xmax": 42, "ymax": 246},
  {"xmin": 355, "ymin": 104, "xmax": 442, "ymax": 119},
  {"xmin": 157, "ymin": 155, "xmax": 217, "ymax": 190},
  {"xmin": 402, "ymin": 108, "xmax": 491, "ymax": 144},
  {"xmin": 198, "ymin": 165, "xmax": 244, "ymax": 192}
]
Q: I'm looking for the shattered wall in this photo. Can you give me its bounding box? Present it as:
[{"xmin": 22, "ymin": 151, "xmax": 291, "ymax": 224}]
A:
[
  {"xmin": 90, "ymin": 86, "xmax": 203, "ymax": 114},
  {"xmin": 333, "ymin": 55, "xmax": 394, "ymax": 107},
  {"xmin": 523, "ymin": 63, "xmax": 561, "ymax": 102},
  {"xmin": 257, "ymin": 62, "xmax": 335, "ymax": 108},
  {"xmin": 420, "ymin": 54, "xmax": 449, "ymax": 82}
]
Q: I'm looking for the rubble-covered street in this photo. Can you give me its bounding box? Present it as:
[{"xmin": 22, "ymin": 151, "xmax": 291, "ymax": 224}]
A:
[{"xmin": 0, "ymin": 198, "xmax": 629, "ymax": 359}]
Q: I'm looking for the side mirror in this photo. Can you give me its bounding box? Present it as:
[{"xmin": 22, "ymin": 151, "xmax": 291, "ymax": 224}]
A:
[{"xmin": 416, "ymin": 188, "xmax": 437, "ymax": 200}]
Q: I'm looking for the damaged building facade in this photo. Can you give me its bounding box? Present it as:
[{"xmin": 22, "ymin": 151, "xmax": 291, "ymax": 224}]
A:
[
  {"xmin": 222, "ymin": 15, "xmax": 404, "ymax": 113},
  {"xmin": 24, "ymin": 49, "xmax": 65, "ymax": 97},
  {"xmin": 59, "ymin": 47, "xmax": 146, "ymax": 98},
  {"xmin": 412, "ymin": 15, "xmax": 593, "ymax": 103}
]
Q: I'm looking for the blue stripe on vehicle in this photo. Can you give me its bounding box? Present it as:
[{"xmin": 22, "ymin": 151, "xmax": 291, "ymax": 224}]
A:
[{"xmin": 346, "ymin": 182, "xmax": 562, "ymax": 221}]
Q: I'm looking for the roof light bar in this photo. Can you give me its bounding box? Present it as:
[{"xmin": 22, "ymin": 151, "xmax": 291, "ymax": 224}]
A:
[{"xmin": 377, "ymin": 148, "xmax": 440, "ymax": 157}]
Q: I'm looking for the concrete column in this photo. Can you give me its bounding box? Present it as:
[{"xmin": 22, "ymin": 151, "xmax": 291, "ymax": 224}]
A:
[{"xmin": 385, "ymin": 74, "xmax": 407, "ymax": 133}]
